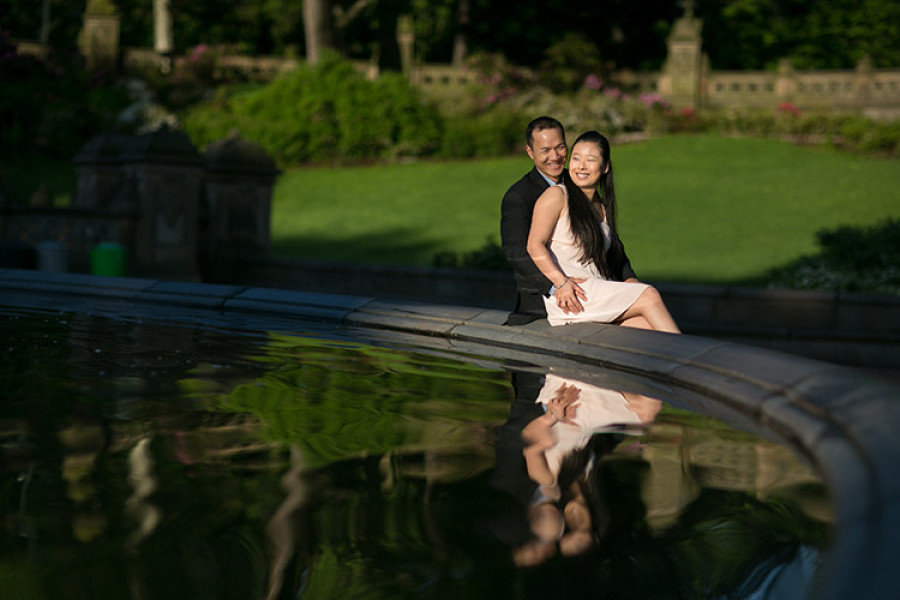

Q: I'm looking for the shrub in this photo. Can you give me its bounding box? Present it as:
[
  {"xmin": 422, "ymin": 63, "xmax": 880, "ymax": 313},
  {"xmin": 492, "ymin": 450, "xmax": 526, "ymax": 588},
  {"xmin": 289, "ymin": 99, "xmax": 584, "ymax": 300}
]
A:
[
  {"xmin": 503, "ymin": 87, "xmax": 647, "ymax": 138},
  {"xmin": 856, "ymin": 120, "xmax": 900, "ymax": 154},
  {"xmin": 667, "ymin": 106, "xmax": 710, "ymax": 133},
  {"xmin": 182, "ymin": 55, "xmax": 441, "ymax": 165},
  {"xmin": 437, "ymin": 109, "xmax": 525, "ymax": 158},
  {"xmin": 766, "ymin": 219, "xmax": 900, "ymax": 294},
  {"xmin": 539, "ymin": 33, "xmax": 606, "ymax": 93}
]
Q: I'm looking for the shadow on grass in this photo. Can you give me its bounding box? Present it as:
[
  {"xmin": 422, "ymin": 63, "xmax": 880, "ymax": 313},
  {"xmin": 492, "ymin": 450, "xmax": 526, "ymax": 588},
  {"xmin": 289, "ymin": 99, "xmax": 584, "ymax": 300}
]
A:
[
  {"xmin": 761, "ymin": 218, "xmax": 900, "ymax": 295},
  {"xmin": 640, "ymin": 218, "xmax": 900, "ymax": 295},
  {"xmin": 270, "ymin": 226, "xmax": 453, "ymax": 266}
]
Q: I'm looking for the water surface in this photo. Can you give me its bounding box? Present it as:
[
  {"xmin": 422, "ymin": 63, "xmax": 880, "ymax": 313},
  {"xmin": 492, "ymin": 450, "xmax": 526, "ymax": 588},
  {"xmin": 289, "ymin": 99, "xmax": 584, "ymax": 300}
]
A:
[{"xmin": 0, "ymin": 307, "xmax": 831, "ymax": 599}]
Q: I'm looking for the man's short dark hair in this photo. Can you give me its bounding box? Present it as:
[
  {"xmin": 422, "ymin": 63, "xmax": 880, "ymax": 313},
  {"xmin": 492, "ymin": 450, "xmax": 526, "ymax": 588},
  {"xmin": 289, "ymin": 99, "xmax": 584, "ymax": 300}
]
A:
[{"xmin": 526, "ymin": 116, "xmax": 565, "ymax": 148}]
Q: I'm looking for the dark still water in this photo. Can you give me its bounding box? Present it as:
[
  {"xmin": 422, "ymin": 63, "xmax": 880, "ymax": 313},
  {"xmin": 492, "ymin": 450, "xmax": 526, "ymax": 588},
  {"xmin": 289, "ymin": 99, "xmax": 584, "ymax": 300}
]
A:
[{"xmin": 0, "ymin": 307, "xmax": 831, "ymax": 600}]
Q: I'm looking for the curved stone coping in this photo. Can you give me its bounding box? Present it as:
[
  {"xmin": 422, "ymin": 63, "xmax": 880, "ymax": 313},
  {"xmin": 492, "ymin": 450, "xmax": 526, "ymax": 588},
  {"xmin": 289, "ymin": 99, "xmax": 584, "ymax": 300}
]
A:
[{"xmin": 1, "ymin": 268, "xmax": 898, "ymax": 600}]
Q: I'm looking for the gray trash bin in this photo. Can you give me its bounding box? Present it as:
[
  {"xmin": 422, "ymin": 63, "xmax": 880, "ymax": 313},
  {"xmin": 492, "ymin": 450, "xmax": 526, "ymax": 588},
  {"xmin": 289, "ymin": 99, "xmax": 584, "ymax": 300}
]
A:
[{"xmin": 36, "ymin": 241, "xmax": 68, "ymax": 273}]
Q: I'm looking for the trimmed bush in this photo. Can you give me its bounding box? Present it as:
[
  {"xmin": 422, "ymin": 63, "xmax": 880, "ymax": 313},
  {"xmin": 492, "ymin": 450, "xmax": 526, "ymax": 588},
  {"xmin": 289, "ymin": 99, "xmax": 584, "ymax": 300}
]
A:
[
  {"xmin": 182, "ymin": 56, "xmax": 441, "ymax": 165},
  {"xmin": 766, "ymin": 219, "xmax": 900, "ymax": 294},
  {"xmin": 677, "ymin": 107, "xmax": 900, "ymax": 157},
  {"xmin": 437, "ymin": 110, "xmax": 525, "ymax": 158}
]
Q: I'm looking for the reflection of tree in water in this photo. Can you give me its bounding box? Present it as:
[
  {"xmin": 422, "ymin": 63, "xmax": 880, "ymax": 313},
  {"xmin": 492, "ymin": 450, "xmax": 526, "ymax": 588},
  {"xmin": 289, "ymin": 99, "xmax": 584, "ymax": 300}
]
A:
[{"xmin": 0, "ymin": 312, "xmax": 518, "ymax": 599}]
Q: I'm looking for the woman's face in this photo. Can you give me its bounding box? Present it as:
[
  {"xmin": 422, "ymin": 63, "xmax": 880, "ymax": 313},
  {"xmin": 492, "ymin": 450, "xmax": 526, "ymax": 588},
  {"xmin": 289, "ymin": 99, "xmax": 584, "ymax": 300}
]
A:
[{"xmin": 568, "ymin": 141, "xmax": 607, "ymax": 193}]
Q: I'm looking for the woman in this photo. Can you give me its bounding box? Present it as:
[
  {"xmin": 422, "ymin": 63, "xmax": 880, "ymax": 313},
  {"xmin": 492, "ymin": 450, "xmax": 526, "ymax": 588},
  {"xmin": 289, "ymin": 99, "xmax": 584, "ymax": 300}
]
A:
[
  {"xmin": 526, "ymin": 131, "xmax": 680, "ymax": 333},
  {"xmin": 514, "ymin": 374, "xmax": 661, "ymax": 564}
]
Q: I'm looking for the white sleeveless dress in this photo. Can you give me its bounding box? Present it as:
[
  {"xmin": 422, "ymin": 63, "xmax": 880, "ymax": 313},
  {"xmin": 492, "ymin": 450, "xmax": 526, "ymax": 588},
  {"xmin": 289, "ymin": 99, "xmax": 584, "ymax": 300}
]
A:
[
  {"xmin": 542, "ymin": 188, "xmax": 648, "ymax": 326},
  {"xmin": 535, "ymin": 373, "xmax": 647, "ymax": 476}
]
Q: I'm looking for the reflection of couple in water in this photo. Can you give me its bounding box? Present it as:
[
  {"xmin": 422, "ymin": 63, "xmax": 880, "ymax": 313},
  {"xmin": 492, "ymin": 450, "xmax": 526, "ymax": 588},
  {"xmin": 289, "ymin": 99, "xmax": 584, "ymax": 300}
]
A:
[{"xmin": 493, "ymin": 372, "xmax": 660, "ymax": 567}]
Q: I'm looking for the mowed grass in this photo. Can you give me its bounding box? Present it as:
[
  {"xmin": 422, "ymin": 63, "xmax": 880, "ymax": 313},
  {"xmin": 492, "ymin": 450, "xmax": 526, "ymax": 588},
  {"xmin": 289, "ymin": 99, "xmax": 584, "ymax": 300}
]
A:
[{"xmin": 272, "ymin": 134, "xmax": 900, "ymax": 283}]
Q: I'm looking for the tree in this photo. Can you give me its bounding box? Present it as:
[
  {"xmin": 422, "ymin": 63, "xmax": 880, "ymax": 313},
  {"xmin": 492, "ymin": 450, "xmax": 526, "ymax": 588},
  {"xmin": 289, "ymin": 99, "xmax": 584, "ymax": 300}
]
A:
[
  {"xmin": 699, "ymin": 0, "xmax": 900, "ymax": 69},
  {"xmin": 303, "ymin": 0, "xmax": 335, "ymax": 63},
  {"xmin": 451, "ymin": 0, "xmax": 470, "ymax": 66}
]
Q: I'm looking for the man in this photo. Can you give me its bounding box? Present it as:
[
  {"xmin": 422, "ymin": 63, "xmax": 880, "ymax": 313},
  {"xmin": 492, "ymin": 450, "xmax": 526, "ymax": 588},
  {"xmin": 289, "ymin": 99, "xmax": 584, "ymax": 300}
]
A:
[{"xmin": 500, "ymin": 116, "xmax": 572, "ymax": 325}]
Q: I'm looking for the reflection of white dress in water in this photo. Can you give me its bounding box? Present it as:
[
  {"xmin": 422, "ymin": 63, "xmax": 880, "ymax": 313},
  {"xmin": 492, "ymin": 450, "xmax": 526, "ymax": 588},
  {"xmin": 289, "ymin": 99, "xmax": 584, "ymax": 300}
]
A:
[
  {"xmin": 542, "ymin": 186, "xmax": 649, "ymax": 326},
  {"xmin": 535, "ymin": 374, "xmax": 648, "ymax": 476}
]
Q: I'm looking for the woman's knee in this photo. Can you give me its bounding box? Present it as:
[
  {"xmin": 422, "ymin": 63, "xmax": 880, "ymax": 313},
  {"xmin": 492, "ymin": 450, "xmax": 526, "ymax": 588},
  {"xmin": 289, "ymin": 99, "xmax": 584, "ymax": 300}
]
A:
[{"xmin": 639, "ymin": 285, "xmax": 663, "ymax": 307}]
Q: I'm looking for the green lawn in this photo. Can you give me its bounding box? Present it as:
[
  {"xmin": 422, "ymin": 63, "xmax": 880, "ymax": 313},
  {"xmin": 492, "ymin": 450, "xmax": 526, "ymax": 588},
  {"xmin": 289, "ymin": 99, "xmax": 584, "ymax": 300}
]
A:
[{"xmin": 271, "ymin": 134, "xmax": 900, "ymax": 284}]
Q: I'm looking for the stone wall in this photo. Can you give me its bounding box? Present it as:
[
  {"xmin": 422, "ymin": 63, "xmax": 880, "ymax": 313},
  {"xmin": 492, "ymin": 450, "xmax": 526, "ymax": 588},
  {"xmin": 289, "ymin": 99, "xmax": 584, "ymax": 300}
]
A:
[
  {"xmin": 0, "ymin": 129, "xmax": 278, "ymax": 281},
  {"xmin": 704, "ymin": 57, "xmax": 900, "ymax": 118}
]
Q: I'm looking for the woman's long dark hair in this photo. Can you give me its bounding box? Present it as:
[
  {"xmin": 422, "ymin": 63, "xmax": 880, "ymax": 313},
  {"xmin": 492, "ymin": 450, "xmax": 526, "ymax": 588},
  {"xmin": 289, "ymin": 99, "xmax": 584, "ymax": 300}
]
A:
[
  {"xmin": 562, "ymin": 131, "xmax": 627, "ymax": 280},
  {"xmin": 555, "ymin": 432, "xmax": 621, "ymax": 550}
]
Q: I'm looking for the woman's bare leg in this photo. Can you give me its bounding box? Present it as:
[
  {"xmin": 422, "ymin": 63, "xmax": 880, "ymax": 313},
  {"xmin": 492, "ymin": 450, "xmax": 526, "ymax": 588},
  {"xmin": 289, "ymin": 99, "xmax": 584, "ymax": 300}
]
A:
[
  {"xmin": 617, "ymin": 315, "xmax": 652, "ymax": 330},
  {"xmin": 618, "ymin": 287, "xmax": 681, "ymax": 334}
]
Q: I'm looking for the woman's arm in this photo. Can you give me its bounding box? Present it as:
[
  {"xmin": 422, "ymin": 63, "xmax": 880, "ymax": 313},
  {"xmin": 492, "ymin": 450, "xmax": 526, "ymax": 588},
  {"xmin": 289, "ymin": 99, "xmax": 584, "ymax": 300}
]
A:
[
  {"xmin": 526, "ymin": 186, "xmax": 568, "ymax": 287},
  {"xmin": 522, "ymin": 413, "xmax": 558, "ymax": 487},
  {"xmin": 527, "ymin": 187, "xmax": 588, "ymax": 312}
]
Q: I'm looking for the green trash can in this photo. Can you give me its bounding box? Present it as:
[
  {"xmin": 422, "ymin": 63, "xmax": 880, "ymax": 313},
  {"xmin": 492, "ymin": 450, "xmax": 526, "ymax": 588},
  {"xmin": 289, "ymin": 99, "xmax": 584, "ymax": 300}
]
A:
[{"xmin": 90, "ymin": 242, "xmax": 127, "ymax": 277}]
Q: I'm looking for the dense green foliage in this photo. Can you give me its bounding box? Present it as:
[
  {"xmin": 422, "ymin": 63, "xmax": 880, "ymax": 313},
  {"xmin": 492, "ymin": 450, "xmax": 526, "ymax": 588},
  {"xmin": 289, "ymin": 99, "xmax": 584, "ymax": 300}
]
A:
[
  {"xmin": 181, "ymin": 50, "xmax": 900, "ymax": 166},
  {"xmin": 5, "ymin": 0, "xmax": 899, "ymax": 72},
  {"xmin": 182, "ymin": 56, "xmax": 440, "ymax": 164},
  {"xmin": 0, "ymin": 0, "xmax": 83, "ymax": 48},
  {"xmin": 0, "ymin": 35, "xmax": 129, "ymax": 159},
  {"xmin": 700, "ymin": 0, "xmax": 900, "ymax": 69}
]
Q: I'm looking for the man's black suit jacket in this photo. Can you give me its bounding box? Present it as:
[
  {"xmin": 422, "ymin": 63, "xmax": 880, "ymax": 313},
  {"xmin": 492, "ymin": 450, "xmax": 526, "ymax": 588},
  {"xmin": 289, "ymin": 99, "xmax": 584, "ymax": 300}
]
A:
[{"xmin": 500, "ymin": 167, "xmax": 637, "ymax": 325}]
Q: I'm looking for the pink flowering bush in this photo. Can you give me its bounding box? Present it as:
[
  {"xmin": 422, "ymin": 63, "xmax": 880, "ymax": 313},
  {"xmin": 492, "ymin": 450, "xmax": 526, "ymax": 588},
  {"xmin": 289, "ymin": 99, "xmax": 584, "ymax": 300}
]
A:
[
  {"xmin": 778, "ymin": 101, "xmax": 802, "ymax": 118},
  {"xmin": 171, "ymin": 43, "xmax": 221, "ymax": 87},
  {"xmin": 463, "ymin": 52, "xmax": 534, "ymax": 111},
  {"xmin": 639, "ymin": 92, "xmax": 670, "ymax": 111},
  {"xmin": 583, "ymin": 74, "xmax": 602, "ymax": 91}
]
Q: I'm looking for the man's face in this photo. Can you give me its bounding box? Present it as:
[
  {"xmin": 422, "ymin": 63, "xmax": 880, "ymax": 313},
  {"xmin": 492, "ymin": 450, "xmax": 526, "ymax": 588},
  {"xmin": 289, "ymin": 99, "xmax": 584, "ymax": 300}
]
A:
[{"xmin": 525, "ymin": 128, "xmax": 567, "ymax": 182}]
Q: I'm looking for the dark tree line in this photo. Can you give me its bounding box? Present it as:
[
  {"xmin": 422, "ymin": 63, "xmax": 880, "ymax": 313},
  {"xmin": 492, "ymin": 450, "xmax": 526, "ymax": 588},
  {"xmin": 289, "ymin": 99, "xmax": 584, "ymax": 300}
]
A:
[{"xmin": 2, "ymin": 0, "xmax": 899, "ymax": 71}]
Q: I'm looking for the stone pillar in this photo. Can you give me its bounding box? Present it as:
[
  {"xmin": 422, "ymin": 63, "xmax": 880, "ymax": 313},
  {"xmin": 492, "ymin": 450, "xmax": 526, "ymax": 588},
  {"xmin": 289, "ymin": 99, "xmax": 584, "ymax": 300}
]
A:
[
  {"xmin": 78, "ymin": 0, "xmax": 121, "ymax": 73},
  {"xmin": 201, "ymin": 133, "xmax": 279, "ymax": 268},
  {"xmin": 118, "ymin": 126, "xmax": 204, "ymax": 279},
  {"xmin": 775, "ymin": 58, "xmax": 796, "ymax": 103},
  {"xmin": 153, "ymin": 0, "xmax": 174, "ymax": 55},
  {"xmin": 396, "ymin": 15, "xmax": 415, "ymax": 81},
  {"xmin": 451, "ymin": 0, "xmax": 470, "ymax": 67},
  {"xmin": 72, "ymin": 133, "xmax": 133, "ymax": 211},
  {"xmin": 660, "ymin": 0, "xmax": 703, "ymax": 109},
  {"xmin": 855, "ymin": 55, "xmax": 873, "ymax": 110}
]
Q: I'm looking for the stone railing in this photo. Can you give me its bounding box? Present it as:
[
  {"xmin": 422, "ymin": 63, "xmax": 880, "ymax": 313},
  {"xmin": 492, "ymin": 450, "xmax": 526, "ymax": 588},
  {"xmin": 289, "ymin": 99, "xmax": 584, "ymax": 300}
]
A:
[
  {"xmin": 411, "ymin": 63, "xmax": 480, "ymax": 88},
  {"xmin": 617, "ymin": 70, "xmax": 661, "ymax": 94},
  {"xmin": 121, "ymin": 47, "xmax": 378, "ymax": 81},
  {"xmin": 705, "ymin": 70, "xmax": 779, "ymax": 107},
  {"xmin": 703, "ymin": 58, "xmax": 900, "ymax": 116}
]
